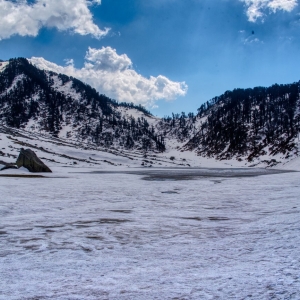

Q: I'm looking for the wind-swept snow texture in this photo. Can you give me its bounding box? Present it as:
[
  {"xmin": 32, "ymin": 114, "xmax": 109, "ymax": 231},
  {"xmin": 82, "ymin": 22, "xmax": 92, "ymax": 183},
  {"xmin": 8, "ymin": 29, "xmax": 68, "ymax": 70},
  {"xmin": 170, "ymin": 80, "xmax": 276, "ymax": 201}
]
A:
[{"xmin": 1, "ymin": 168, "xmax": 300, "ymax": 299}]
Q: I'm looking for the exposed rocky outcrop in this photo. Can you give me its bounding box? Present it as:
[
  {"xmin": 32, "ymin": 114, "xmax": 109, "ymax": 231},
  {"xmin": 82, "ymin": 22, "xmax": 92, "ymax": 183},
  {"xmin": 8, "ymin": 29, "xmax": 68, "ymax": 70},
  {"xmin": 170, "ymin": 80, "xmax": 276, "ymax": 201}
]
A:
[{"xmin": 16, "ymin": 148, "xmax": 52, "ymax": 173}]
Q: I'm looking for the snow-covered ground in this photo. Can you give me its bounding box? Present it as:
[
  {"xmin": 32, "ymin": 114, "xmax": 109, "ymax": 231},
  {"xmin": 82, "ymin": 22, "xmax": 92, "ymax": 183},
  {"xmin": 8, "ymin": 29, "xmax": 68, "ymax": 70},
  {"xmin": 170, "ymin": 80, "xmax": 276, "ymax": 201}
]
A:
[
  {"xmin": 1, "ymin": 168, "xmax": 300, "ymax": 299},
  {"xmin": 1, "ymin": 127, "xmax": 300, "ymax": 299}
]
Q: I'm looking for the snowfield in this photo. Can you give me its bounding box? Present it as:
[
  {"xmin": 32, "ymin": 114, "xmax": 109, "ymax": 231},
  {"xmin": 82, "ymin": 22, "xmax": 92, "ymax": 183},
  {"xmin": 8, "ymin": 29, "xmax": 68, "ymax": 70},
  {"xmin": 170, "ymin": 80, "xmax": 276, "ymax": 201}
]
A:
[
  {"xmin": 1, "ymin": 127, "xmax": 300, "ymax": 299},
  {"xmin": 1, "ymin": 168, "xmax": 300, "ymax": 299}
]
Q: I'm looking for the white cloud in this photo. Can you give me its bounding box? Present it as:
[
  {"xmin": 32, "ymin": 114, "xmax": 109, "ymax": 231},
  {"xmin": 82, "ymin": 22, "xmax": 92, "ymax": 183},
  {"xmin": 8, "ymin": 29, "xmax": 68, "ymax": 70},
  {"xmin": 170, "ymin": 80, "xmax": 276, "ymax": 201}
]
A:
[
  {"xmin": 243, "ymin": 36, "xmax": 264, "ymax": 44},
  {"xmin": 238, "ymin": 30, "xmax": 264, "ymax": 44},
  {"xmin": 29, "ymin": 47, "xmax": 188, "ymax": 108},
  {"xmin": 241, "ymin": 0, "xmax": 298, "ymax": 22},
  {"xmin": 0, "ymin": 0, "xmax": 109, "ymax": 40},
  {"xmin": 85, "ymin": 46, "xmax": 132, "ymax": 71}
]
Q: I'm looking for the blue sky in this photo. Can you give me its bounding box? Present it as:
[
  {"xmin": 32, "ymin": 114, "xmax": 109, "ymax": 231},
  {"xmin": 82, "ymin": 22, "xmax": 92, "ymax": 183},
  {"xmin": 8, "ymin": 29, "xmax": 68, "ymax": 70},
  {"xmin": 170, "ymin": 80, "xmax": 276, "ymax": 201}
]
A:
[{"xmin": 0, "ymin": 0, "xmax": 300, "ymax": 116}]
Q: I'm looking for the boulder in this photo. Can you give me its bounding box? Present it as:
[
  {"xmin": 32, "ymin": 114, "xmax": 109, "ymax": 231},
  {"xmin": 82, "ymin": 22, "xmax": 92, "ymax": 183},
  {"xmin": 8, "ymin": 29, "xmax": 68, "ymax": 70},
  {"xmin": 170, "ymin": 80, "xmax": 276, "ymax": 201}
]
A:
[{"xmin": 16, "ymin": 148, "xmax": 52, "ymax": 173}]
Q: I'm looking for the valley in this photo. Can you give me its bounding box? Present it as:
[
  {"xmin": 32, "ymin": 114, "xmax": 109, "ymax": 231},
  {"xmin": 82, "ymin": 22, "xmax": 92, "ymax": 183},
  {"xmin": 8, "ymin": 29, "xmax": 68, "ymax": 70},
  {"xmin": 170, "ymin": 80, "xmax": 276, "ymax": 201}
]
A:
[{"xmin": 1, "ymin": 58, "xmax": 300, "ymax": 300}]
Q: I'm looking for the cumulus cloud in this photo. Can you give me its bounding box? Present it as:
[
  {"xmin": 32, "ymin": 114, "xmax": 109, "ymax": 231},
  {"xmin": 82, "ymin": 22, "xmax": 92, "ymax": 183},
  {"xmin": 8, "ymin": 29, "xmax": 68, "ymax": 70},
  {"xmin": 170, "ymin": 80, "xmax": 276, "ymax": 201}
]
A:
[
  {"xmin": 0, "ymin": 0, "xmax": 109, "ymax": 40},
  {"xmin": 30, "ymin": 47, "xmax": 188, "ymax": 108},
  {"xmin": 85, "ymin": 46, "xmax": 132, "ymax": 71},
  {"xmin": 241, "ymin": 0, "xmax": 298, "ymax": 22}
]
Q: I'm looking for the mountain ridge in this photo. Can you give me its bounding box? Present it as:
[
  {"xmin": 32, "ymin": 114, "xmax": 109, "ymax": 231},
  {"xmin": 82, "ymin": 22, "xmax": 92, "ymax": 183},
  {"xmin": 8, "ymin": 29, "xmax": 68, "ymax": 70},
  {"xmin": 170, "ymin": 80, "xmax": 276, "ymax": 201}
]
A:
[
  {"xmin": 0, "ymin": 58, "xmax": 165, "ymax": 153},
  {"xmin": 1, "ymin": 57, "xmax": 300, "ymax": 168}
]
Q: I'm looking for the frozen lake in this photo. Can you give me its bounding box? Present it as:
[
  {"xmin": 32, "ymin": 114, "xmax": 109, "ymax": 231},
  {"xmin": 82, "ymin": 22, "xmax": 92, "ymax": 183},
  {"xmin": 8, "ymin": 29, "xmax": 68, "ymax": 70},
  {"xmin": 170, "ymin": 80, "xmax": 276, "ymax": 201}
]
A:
[
  {"xmin": 1, "ymin": 168, "xmax": 300, "ymax": 299},
  {"xmin": 83, "ymin": 167, "xmax": 291, "ymax": 181}
]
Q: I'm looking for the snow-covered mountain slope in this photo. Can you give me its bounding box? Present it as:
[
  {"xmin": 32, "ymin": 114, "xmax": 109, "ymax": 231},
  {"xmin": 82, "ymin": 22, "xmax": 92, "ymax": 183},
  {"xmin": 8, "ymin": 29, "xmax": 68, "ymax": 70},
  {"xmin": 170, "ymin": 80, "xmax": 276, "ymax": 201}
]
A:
[
  {"xmin": 1, "ymin": 125, "xmax": 256, "ymax": 172},
  {"xmin": 2, "ymin": 124, "xmax": 300, "ymax": 172},
  {"xmin": 1, "ymin": 57, "xmax": 300, "ymax": 169},
  {"xmin": 183, "ymin": 85, "xmax": 300, "ymax": 165},
  {"xmin": 0, "ymin": 58, "xmax": 165, "ymax": 153}
]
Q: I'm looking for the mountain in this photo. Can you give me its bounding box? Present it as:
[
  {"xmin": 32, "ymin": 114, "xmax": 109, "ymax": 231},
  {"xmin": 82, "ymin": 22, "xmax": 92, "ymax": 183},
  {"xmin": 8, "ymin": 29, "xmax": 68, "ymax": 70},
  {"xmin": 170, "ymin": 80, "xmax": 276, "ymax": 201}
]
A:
[
  {"xmin": 184, "ymin": 84, "xmax": 300, "ymax": 165},
  {"xmin": 1, "ymin": 57, "xmax": 300, "ymax": 167},
  {"xmin": 0, "ymin": 58, "xmax": 165, "ymax": 152}
]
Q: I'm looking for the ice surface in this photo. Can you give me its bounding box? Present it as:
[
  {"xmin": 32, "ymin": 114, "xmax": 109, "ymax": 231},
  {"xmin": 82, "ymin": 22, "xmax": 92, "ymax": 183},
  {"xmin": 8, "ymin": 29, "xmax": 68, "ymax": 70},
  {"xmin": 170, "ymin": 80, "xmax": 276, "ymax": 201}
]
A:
[{"xmin": 1, "ymin": 169, "xmax": 300, "ymax": 299}]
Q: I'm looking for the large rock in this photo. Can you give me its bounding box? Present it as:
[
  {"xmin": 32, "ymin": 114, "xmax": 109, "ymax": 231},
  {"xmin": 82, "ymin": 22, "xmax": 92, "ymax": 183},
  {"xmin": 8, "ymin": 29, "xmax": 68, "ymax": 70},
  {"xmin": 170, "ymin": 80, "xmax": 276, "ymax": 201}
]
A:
[{"xmin": 16, "ymin": 148, "xmax": 52, "ymax": 173}]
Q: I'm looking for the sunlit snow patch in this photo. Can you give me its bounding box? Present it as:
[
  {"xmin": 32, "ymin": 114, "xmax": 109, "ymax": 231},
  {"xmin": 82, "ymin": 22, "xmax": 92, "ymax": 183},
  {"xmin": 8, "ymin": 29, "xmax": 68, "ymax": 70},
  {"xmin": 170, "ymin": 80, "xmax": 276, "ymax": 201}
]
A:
[{"xmin": 0, "ymin": 61, "xmax": 9, "ymax": 73}]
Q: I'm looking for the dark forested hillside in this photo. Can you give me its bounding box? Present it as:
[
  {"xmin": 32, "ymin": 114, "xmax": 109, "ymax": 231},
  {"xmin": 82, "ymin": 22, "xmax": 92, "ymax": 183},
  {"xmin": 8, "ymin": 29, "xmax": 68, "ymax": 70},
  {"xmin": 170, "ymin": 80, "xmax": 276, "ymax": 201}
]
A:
[{"xmin": 183, "ymin": 83, "xmax": 300, "ymax": 162}]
